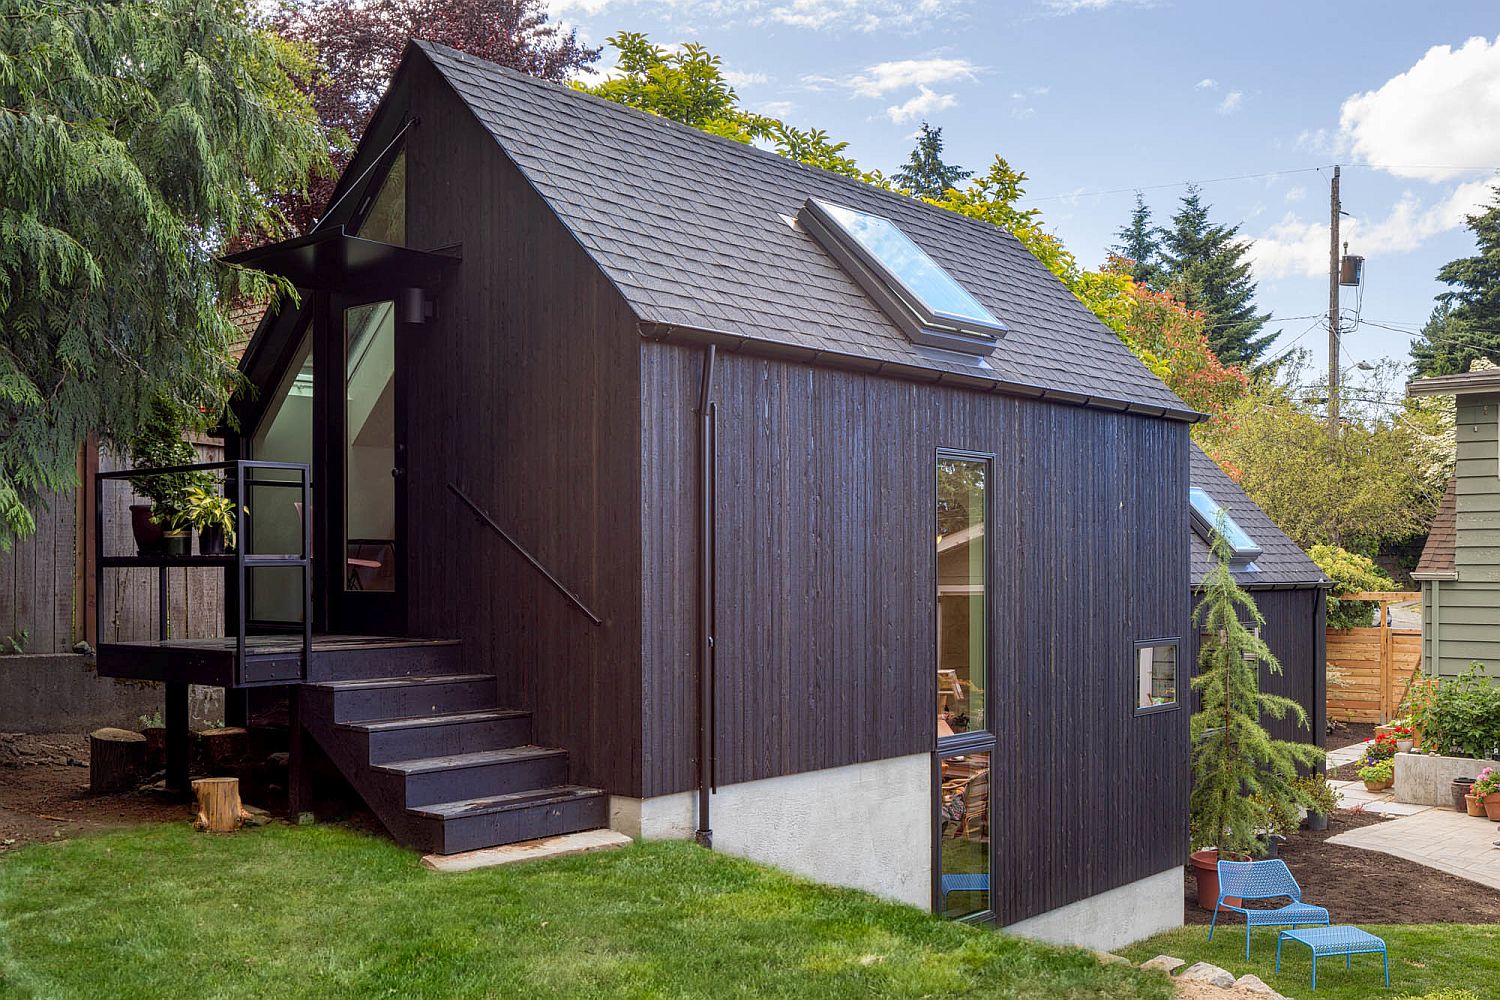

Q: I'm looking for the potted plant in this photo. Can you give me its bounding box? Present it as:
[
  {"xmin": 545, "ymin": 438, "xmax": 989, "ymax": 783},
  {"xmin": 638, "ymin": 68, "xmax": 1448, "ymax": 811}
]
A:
[
  {"xmin": 179, "ymin": 486, "xmax": 245, "ymax": 555},
  {"xmin": 1295, "ymin": 772, "xmax": 1339, "ymax": 831},
  {"xmin": 1467, "ymin": 791, "xmax": 1488, "ymax": 817},
  {"xmin": 1189, "ymin": 523, "xmax": 1323, "ymax": 910},
  {"xmin": 1476, "ymin": 767, "xmax": 1500, "ymax": 822},
  {"xmin": 1389, "ymin": 723, "xmax": 1415, "ymax": 753},
  {"xmin": 1358, "ymin": 757, "xmax": 1394, "ymax": 792},
  {"xmin": 126, "ymin": 397, "xmax": 213, "ymax": 555}
]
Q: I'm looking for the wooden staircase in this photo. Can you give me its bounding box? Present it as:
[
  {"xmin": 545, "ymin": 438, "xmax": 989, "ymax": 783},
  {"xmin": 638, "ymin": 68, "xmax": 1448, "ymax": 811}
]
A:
[{"xmin": 298, "ymin": 640, "xmax": 608, "ymax": 855}]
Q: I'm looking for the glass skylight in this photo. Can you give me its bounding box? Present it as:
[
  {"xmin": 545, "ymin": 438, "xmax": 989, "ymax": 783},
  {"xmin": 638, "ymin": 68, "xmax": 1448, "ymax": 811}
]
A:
[
  {"xmin": 1189, "ymin": 487, "xmax": 1263, "ymax": 563},
  {"xmin": 798, "ymin": 197, "xmax": 1005, "ymax": 355}
]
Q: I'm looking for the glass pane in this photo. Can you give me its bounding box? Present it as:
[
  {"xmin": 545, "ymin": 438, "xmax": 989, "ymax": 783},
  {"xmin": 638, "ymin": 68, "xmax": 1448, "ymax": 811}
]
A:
[
  {"xmin": 1136, "ymin": 644, "xmax": 1178, "ymax": 710},
  {"xmin": 344, "ymin": 301, "xmax": 396, "ymax": 593},
  {"xmin": 937, "ymin": 457, "xmax": 987, "ymax": 736},
  {"xmin": 358, "ymin": 151, "xmax": 405, "ymax": 246},
  {"xmin": 248, "ymin": 330, "xmax": 312, "ymax": 623},
  {"xmin": 939, "ymin": 750, "xmax": 990, "ymax": 919},
  {"xmin": 811, "ymin": 199, "xmax": 1001, "ymax": 331},
  {"xmin": 1188, "ymin": 487, "xmax": 1260, "ymax": 557}
]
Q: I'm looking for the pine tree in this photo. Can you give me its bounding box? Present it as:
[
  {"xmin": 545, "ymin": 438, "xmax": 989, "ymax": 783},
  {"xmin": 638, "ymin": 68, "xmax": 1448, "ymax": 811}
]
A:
[
  {"xmin": 0, "ymin": 0, "xmax": 329, "ymax": 546},
  {"xmin": 894, "ymin": 123, "xmax": 971, "ymax": 199},
  {"xmin": 1160, "ymin": 186, "xmax": 1275, "ymax": 368},
  {"xmin": 1190, "ymin": 524, "xmax": 1324, "ymax": 855},
  {"xmin": 1411, "ymin": 187, "xmax": 1500, "ymax": 376},
  {"xmin": 1111, "ymin": 193, "xmax": 1164, "ymax": 287}
]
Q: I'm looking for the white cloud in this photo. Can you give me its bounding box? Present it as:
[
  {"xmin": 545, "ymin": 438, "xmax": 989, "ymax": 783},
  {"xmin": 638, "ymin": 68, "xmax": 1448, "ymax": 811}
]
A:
[
  {"xmin": 1042, "ymin": 0, "xmax": 1153, "ymax": 13},
  {"xmin": 754, "ymin": 100, "xmax": 797, "ymax": 118},
  {"xmin": 1340, "ymin": 35, "xmax": 1500, "ymax": 181},
  {"xmin": 847, "ymin": 57, "xmax": 978, "ymax": 97},
  {"xmin": 1195, "ymin": 77, "xmax": 1218, "ymax": 90},
  {"xmin": 1216, "ymin": 90, "xmax": 1244, "ymax": 115},
  {"xmin": 549, "ymin": 0, "xmax": 964, "ymax": 32},
  {"xmin": 1284, "ymin": 185, "xmax": 1306, "ymax": 203},
  {"xmin": 723, "ymin": 69, "xmax": 769, "ymax": 87},
  {"xmin": 1248, "ymin": 179, "xmax": 1493, "ymax": 279},
  {"xmin": 886, "ymin": 85, "xmax": 957, "ymax": 123}
]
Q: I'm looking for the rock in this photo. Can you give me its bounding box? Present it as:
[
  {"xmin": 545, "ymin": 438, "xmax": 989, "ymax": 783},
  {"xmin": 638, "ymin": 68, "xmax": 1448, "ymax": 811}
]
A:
[
  {"xmin": 296, "ymin": 811, "xmax": 316, "ymax": 826},
  {"xmin": 1177, "ymin": 962, "xmax": 1236, "ymax": 989},
  {"xmin": 1094, "ymin": 951, "xmax": 1132, "ymax": 966},
  {"xmin": 243, "ymin": 804, "xmax": 272, "ymax": 828},
  {"xmin": 1232, "ymin": 974, "xmax": 1288, "ymax": 998},
  {"xmin": 1140, "ymin": 954, "xmax": 1186, "ymax": 975}
]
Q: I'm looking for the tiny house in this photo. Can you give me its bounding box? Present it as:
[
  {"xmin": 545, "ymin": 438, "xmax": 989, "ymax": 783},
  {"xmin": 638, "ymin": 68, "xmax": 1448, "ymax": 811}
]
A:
[{"xmin": 97, "ymin": 41, "xmax": 1199, "ymax": 951}]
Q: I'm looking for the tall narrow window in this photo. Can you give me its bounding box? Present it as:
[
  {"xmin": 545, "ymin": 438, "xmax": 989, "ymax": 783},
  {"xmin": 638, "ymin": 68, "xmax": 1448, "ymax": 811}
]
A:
[
  {"xmin": 936, "ymin": 455, "xmax": 988, "ymax": 736},
  {"xmin": 344, "ymin": 301, "xmax": 397, "ymax": 592}
]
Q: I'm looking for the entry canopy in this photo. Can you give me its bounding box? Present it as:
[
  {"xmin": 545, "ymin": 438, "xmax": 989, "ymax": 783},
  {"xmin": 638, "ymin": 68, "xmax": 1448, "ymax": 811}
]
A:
[{"xmin": 221, "ymin": 226, "xmax": 460, "ymax": 294}]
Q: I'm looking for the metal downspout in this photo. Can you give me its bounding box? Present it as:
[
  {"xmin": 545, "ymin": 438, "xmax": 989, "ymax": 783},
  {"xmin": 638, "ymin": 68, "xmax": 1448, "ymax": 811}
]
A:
[{"xmin": 696, "ymin": 344, "xmax": 718, "ymax": 848}]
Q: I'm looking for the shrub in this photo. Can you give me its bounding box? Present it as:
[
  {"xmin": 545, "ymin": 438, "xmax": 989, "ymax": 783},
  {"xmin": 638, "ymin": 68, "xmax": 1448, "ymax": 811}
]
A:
[
  {"xmin": 1408, "ymin": 665, "xmax": 1500, "ymax": 759},
  {"xmin": 1308, "ymin": 544, "xmax": 1398, "ymax": 628}
]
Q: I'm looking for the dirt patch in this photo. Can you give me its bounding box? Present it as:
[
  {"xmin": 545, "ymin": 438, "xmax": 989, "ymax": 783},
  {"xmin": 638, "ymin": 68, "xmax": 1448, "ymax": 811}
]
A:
[
  {"xmin": 1326, "ymin": 722, "xmax": 1378, "ymax": 781},
  {"xmin": 1183, "ymin": 810, "xmax": 1500, "ymax": 925}
]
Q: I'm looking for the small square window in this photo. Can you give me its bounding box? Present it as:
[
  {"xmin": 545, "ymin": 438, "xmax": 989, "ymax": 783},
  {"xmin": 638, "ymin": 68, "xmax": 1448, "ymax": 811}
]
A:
[{"xmin": 1135, "ymin": 641, "xmax": 1179, "ymax": 714}]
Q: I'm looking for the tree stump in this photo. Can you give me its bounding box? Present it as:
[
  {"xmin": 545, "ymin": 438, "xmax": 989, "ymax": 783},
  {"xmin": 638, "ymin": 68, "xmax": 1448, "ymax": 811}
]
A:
[
  {"xmin": 196, "ymin": 727, "xmax": 249, "ymax": 774},
  {"xmin": 192, "ymin": 777, "xmax": 250, "ymax": 833},
  {"xmin": 89, "ymin": 728, "xmax": 147, "ymax": 794}
]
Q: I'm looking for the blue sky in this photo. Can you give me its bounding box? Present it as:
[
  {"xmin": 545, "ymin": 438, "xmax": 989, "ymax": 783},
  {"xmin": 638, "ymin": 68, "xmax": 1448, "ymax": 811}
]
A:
[{"xmin": 548, "ymin": 0, "xmax": 1500, "ymax": 387}]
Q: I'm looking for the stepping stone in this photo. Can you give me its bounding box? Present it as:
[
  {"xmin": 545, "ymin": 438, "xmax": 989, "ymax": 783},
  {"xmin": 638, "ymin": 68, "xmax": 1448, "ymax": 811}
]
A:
[
  {"xmin": 1178, "ymin": 962, "xmax": 1235, "ymax": 988},
  {"xmin": 1139, "ymin": 954, "xmax": 1185, "ymax": 974},
  {"xmin": 1234, "ymin": 973, "xmax": 1289, "ymax": 998},
  {"xmin": 422, "ymin": 828, "xmax": 631, "ymax": 872}
]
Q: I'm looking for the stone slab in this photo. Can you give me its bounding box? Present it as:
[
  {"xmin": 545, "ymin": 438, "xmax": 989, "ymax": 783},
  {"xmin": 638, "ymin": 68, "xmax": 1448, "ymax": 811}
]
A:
[
  {"xmin": 1394, "ymin": 752, "xmax": 1495, "ymax": 807},
  {"xmin": 422, "ymin": 828, "xmax": 631, "ymax": 872},
  {"xmin": 1360, "ymin": 800, "xmax": 1432, "ymax": 817},
  {"xmin": 1328, "ymin": 807, "xmax": 1500, "ymax": 891}
]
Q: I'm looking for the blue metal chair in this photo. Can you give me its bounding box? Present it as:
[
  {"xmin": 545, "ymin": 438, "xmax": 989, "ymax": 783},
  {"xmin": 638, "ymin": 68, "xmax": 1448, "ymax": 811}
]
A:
[
  {"xmin": 1208, "ymin": 859, "xmax": 1330, "ymax": 958},
  {"xmin": 940, "ymin": 873, "xmax": 989, "ymax": 908}
]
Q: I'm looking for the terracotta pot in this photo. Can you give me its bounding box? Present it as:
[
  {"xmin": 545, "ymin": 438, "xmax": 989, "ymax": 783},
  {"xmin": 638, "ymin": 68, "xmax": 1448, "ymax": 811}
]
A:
[
  {"xmin": 1363, "ymin": 779, "xmax": 1392, "ymax": 792},
  {"xmin": 1485, "ymin": 792, "xmax": 1500, "ymax": 822},
  {"xmin": 1466, "ymin": 793, "xmax": 1487, "ymax": 818},
  {"xmin": 130, "ymin": 504, "xmax": 164, "ymax": 555},
  {"xmin": 1189, "ymin": 849, "xmax": 1243, "ymax": 910}
]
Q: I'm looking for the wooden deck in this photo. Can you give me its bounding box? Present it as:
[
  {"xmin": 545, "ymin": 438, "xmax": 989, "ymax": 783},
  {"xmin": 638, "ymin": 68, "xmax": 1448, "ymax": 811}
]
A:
[{"xmin": 95, "ymin": 634, "xmax": 462, "ymax": 687}]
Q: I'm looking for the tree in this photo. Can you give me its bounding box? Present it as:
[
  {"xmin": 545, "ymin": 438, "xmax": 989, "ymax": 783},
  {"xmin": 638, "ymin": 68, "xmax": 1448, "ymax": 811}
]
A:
[
  {"xmin": 893, "ymin": 123, "xmax": 971, "ymax": 199},
  {"xmin": 1190, "ymin": 527, "xmax": 1323, "ymax": 855},
  {"xmin": 270, "ymin": 0, "xmax": 598, "ymax": 234},
  {"xmin": 1159, "ymin": 186, "xmax": 1274, "ymax": 367},
  {"xmin": 1411, "ymin": 187, "xmax": 1500, "ymax": 376},
  {"xmin": 1308, "ymin": 544, "xmax": 1398, "ymax": 629},
  {"xmin": 0, "ymin": 0, "xmax": 329, "ymax": 546},
  {"xmin": 1111, "ymin": 193, "xmax": 1163, "ymax": 287}
]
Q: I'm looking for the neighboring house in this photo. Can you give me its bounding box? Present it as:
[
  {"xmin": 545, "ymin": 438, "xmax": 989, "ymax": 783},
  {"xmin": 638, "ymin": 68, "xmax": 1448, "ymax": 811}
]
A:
[
  {"xmin": 1410, "ymin": 369, "xmax": 1500, "ymax": 677},
  {"xmin": 1186, "ymin": 445, "xmax": 1330, "ymax": 744},
  {"xmin": 95, "ymin": 41, "xmax": 1197, "ymax": 951}
]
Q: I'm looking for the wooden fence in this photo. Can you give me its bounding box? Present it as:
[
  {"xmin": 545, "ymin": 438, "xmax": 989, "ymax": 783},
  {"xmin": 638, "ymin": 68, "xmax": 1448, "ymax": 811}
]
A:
[{"xmin": 1325, "ymin": 591, "xmax": 1424, "ymax": 724}]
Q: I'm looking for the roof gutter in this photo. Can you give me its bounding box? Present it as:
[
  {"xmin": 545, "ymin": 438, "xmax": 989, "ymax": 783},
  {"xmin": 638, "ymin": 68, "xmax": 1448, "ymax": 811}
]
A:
[{"xmin": 638, "ymin": 322, "xmax": 1208, "ymax": 424}]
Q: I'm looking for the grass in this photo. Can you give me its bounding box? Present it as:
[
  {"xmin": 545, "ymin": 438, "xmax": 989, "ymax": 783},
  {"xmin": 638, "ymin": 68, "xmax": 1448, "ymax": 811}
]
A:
[
  {"xmin": 0, "ymin": 823, "xmax": 1172, "ymax": 1000},
  {"xmin": 1122, "ymin": 922, "xmax": 1500, "ymax": 1000}
]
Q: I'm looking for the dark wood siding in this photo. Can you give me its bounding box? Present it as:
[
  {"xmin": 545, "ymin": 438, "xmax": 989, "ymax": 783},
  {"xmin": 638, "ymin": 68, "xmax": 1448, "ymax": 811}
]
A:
[
  {"xmin": 402, "ymin": 57, "xmax": 645, "ymax": 795},
  {"xmin": 642, "ymin": 343, "xmax": 1191, "ymax": 924},
  {"xmin": 1186, "ymin": 587, "xmax": 1326, "ymax": 747}
]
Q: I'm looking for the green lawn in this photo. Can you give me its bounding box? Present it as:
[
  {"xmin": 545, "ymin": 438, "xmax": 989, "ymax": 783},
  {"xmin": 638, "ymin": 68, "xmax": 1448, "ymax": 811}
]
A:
[
  {"xmin": 1122, "ymin": 922, "xmax": 1500, "ymax": 1000},
  {"xmin": 0, "ymin": 824, "xmax": 1172, "ymax": 1000}
]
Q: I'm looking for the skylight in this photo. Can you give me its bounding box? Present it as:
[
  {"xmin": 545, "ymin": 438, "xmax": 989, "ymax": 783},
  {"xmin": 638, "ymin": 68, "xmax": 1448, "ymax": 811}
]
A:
[
  {"xmin": 1189, "ymin": 488, "xmax": 1263, "ymax": 565},
  {"xmin": 797, "ymin": 198, "xmax": 1005, "ymax": 356}
]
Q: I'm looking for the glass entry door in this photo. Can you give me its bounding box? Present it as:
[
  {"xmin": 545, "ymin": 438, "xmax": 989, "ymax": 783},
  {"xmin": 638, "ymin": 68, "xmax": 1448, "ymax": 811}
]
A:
[{"xmin": 322, "ymin": 292, "xmax": 405, "ymax": 634}]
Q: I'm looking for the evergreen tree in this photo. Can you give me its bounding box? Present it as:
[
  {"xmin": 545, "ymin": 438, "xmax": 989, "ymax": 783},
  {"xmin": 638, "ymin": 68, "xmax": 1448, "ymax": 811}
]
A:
[
  {"xmin": 1190, "ymin": 524, "xmax": 1323, "ymax": 854},
  {"xmin": 0, "ymin": 0, "xmax": 329, "ymax": 545},
  {"xmin": 1160, "ymin": 186, "xmax": 1275, "ymax": 368},
  {"xmin": 1411, "ymin": 187, "xmax": 1500, "ymax": 376},
  {"xmin": 894, "ymin": 123, "xmax": 971, "ymax": 199},
  {"xmin": 1111, "ymin": 193, "xmax": 1164, "ymax": 287}
]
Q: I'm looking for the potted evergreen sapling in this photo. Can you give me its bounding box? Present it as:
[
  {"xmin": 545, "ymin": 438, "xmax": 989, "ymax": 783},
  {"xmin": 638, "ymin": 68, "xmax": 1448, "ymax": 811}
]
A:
[{"xmin": 1189, "ymin": 520, "xmax": 1324, "ymax": 909}]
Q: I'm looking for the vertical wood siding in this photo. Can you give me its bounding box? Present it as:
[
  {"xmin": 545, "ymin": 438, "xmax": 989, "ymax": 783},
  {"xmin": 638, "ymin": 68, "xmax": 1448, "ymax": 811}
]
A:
[
  {"xmin": 402, "ymin": 58, "xmax": 645, "ymax": 794},
  {"xmin": 641, "ymin": 343, "xmax": 1191, "ymax": 924}
]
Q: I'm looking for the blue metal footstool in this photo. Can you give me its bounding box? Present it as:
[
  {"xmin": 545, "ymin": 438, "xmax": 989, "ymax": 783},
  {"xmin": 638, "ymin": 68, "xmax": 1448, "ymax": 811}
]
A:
[{"xmin": 1277, "ymin": 926, "xmax": 1389, "ymax": 991}]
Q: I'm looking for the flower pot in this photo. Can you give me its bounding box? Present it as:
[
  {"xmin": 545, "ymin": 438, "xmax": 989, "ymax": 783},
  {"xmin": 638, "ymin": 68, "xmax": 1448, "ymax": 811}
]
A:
[
  {"xmin": 161, "ymin": 531, "xmax": 191, "ymax": 558},
  {"xmin": 197, "ymin": 524, "xmax": 230, "ymax": 556},
  {"xmin": 1485, "ymin": 792, "xmax": 1500, "ymax": 822},
  {"xmin": 1453, "ymin": 777, "xmax": 1477, "ymax": 813},
  {"xmin": 1397, "ymin": 739, "xmax": 1413, "ymax": 752},
  {"xmin": 1189, "ymin": 849, "xmax": 1243, "ymax": 910},
  {"xmin": 1363, "ymin": 779, "xmax": 1392, "ymax": 792},
  {"xmin": 1306, "ymin": 811, "xmax": 1329, "ymax": 832},
  {"xmin": 130, "ymin": 504, "xmax": 164, "ymax": 555},
  {"xmin": 1466, "ymin": 794, "xmax": 1487, "ymax": 818}
]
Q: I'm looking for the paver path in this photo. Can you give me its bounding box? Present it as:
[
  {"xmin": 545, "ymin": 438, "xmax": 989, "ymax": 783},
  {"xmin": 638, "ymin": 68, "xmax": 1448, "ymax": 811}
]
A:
[
  {"xmin": 1329, "ymin": 779, "xmax": 1432, "ymax": 817},
  {"xmin": 1325, "ymin": 744, "xmax": 1366, "ymax": 771},
  {"xmin": 1327, "ymin": 807, "xmax": 1500, "ymax": 890}
]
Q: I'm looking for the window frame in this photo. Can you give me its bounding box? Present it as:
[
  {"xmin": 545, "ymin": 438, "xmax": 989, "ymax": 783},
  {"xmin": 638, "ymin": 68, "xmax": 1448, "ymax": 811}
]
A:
[
  {"xmin": 1187, "ymin": 487, "xmax": 1263, "ymax": 565},
  {"xmin": 1132, "ymin": 637, "xmax": 1182, "ymax": 717}
]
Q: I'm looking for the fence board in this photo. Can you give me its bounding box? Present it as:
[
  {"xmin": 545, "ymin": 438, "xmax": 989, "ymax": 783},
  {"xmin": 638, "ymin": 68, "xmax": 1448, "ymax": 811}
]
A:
[{"xmin": 1326, "ymin": 627, "xmax": 1422, "ymax": 723}]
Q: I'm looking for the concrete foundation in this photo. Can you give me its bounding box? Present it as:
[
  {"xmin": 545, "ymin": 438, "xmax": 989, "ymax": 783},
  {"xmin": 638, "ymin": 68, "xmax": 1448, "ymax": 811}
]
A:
[
  {"xmin": 0, "ymin": 653, "xmax": 222, "ymax": 733},
  {"xmin": 1003, "ymin": 866, "xmax": 1185, "ymax": 953},
  {"xmin": 1395, "ymin": 751, "xmax": 1495, "ymax": 806},
  {"xmin": 611, "ymin": 752, "xmax": 932, "ymax": 908}
]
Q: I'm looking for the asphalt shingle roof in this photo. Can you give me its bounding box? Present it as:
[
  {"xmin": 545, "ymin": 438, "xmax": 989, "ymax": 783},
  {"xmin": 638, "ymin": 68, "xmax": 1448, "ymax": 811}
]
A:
[
  {"xmin": 1189, "ymin": 444, "xmax": 1327, "ymax": 589},
  {"xmin": 415, "ymin": 41, "xmax": 1193, "ymax": 418},
  {"xmin": 1414, "ymin": 474, "xmax": 1457, "ymax": 577}
]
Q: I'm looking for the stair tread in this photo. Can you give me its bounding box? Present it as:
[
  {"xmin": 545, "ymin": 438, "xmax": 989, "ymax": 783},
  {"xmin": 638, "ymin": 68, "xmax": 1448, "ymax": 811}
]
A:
[
  {"xmin": 376, "ymin": 745, "xmax": 566, "ymax": 775},
  {"xmin": 314, "ymin": 673, "xmax": 493, "ymax": 691},
  {"xmin": 410, "ymin": 785, "xmax": 604, "ymax": 820},
  {"xmin": 341, "ymin": 709, "xmax": 528, "ymax": 733}
]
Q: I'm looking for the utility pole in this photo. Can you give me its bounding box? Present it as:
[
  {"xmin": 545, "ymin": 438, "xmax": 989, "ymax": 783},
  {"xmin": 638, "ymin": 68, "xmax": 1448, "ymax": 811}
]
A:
[{"xmin": 1327, "ymin": 164, "xmax": 1341, "ymax": 436}]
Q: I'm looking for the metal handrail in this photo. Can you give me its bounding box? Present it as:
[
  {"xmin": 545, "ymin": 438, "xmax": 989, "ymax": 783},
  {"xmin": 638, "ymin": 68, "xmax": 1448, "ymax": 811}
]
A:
[
  {"xmin": 446, "ymin": 482, "xmax": 603, "ymax": 626},
  {"xmin": 95, "ymin": 460, "xmax": 313, "ymax": 684}
]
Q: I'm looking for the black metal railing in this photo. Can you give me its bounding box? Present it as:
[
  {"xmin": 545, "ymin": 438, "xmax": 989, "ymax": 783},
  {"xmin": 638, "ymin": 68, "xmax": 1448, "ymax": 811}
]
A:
[
  {"xmin": 95, "ymin": 460, "xmax": 313, "ymax": 682},
  {"xmin": 446, "ymin": 481, "xmax": 602, "ymax": 626}
]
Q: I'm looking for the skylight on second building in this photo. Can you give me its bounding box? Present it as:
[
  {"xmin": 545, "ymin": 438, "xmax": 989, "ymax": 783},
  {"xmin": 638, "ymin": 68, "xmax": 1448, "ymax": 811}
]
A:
[
  {"xmin": 1189, "ymin": 487, "xmax": 1263, "ymax": 565},
  {"xmin": 798, "ymin": 198, "xmax": 1005, "ymax": 356}
]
